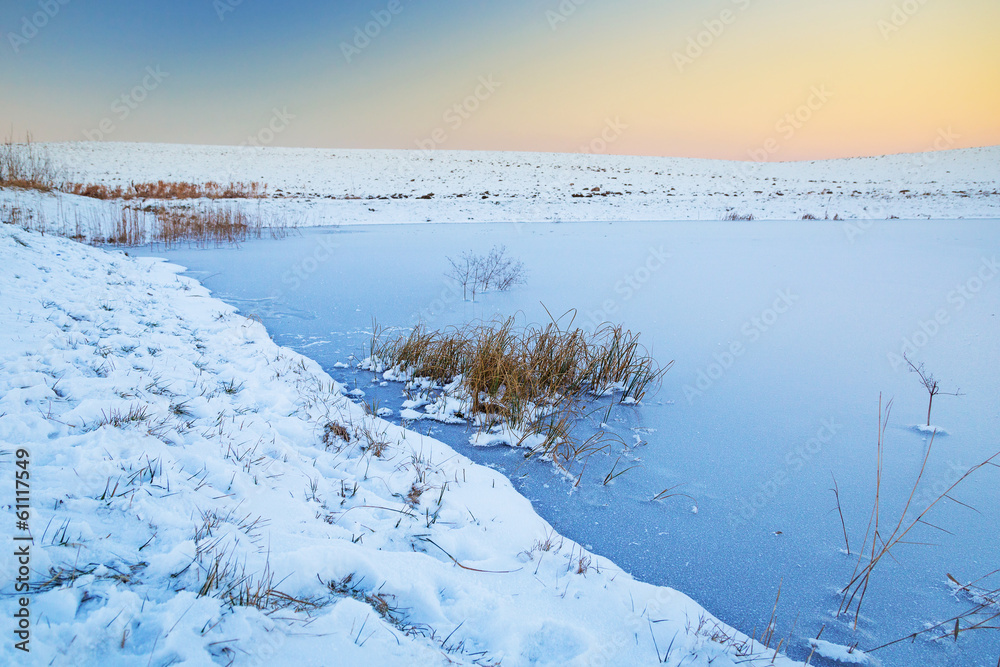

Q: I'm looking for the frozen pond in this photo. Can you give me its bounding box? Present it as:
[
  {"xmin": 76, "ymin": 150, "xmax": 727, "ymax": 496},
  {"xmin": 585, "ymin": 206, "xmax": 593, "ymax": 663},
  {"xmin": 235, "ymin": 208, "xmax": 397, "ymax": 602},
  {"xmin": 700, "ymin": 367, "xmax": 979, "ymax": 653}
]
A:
[{"xmin": 135, "ymin": 220, "xmax": 1000, "ymax": 665}]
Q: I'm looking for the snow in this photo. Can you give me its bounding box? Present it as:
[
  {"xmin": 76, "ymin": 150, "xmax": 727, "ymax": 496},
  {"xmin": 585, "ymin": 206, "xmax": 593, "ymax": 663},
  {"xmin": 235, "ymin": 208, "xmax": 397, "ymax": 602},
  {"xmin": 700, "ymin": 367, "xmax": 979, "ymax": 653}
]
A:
[
  {"xmin": 807, "ymin": 639, "xmax": 870, "ymax": 664},
  {"xmin": 913, "ymin": 424, "xmax": 950, "ymax": 435},
  {"xmin": 134, "ymin": 217, "xmax": 1000, "ymax": 666},
  {"xmin": 0, "ymin": 223, "xmax": 805, "ymax": 665},
  {"xmin": 3, "ymin": 141, "xmax": 998, "ymax": 665},
  {"xmin": 15, "ymin": 141, "xmax": 1000, "ymax": 226}
]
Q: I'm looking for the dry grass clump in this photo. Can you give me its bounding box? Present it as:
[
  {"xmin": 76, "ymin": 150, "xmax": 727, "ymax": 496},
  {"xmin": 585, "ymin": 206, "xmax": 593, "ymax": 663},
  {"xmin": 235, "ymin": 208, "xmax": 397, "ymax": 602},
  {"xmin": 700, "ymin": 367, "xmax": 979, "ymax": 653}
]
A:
[
  {"xmin": 94, "ymin": 204, "xmax": 293, "ymax": 247},
  {"xmin": 373, "ymin": 316, "xmax": 666, "ymax": 408},
  {"xmin": 0, "ymin": 135, "xmax": 62, "ymax": 192},
  {"xmin": 103, "ymin": 208, "xmax": 148, "ymax": 245},
  {"xmin": 152, "ymin": 205, "xmax": 284, "ymax": 247},
  {"xmin": 371, "ymin": 323, "xmax": 471, "ymax": 386},
  {"xmin": 65, "ymin": 180, "xmax": 268, "ymax": 200},
  {"xmin": 5, "ymin": 197, "xmax": 294, "ymax": 247},
  {"xmin": 322, "ymin": 421, "xmax": 351, "ymax": 449},
  {"xmin": 1, "ymin": 136, "xmax": 267, "ymax": 201},
  {"xmin": 195, "ymin": 546, "xmax": 319, "ymax": 613},
  {"xmin": 2, "ymin": 137, "xmax": 292, "ymax": 246},
  {"xmin": 368, "ymin": 314, "xmax": 670, "ymax": 462}
]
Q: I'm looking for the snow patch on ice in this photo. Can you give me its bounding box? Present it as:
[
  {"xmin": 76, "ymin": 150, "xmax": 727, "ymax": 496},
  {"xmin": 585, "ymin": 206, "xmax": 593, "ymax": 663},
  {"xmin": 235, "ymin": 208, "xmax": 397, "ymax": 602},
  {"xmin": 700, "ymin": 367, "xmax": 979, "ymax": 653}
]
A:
[
  {"xmin": 807, "ymin": 639, "xmax": 870, "ymax": 664},
  {"xmin": 912, "ymin": 424, "xmax": 949, "ymax": 435}
]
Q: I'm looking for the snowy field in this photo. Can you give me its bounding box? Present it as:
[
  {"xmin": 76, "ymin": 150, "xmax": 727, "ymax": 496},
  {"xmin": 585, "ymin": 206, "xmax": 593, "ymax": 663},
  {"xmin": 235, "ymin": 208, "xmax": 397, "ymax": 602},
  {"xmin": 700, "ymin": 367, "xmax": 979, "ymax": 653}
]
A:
[
  {"xmin": 25, "ymin": 141, "xmax": 1000, "ymax": 224},
  {"xmin": 2, "ymin": 142, "xmax": 999, "ymax": 666}
]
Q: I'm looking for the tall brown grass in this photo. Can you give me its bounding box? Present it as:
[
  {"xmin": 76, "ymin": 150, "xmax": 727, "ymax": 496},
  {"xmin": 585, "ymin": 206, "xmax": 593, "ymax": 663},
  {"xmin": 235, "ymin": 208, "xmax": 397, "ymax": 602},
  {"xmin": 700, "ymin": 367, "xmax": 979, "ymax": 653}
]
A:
[
  {"xmin": 1, "ymin": 136, "xmax": 268, "ymax": 201},
  {"xmin": 65, "ymin": 180, "xmax": 268, "ymax": 200},
  {"xmin": 1, "ymin": 137, "xmax": 293, "ymax": 246},
  {"xmin": 369, "ymin": 315, "xmax": 671, "ymax": 462},
  {"xmin": 150, "ymin": 206, "xmax": 281, "ymax": 246},
  {"xmin": 3, "ymin": 195, "xmax": 295, "ymax": 247},
  {"xmin": 0, "ymin": 134, "xmax": 62, "ymax": 192},
  {"xmin": 113, "ymin": 205, "xmax": 293, "ymax": 247},
  {"xmin": 372, "ymin": 317, "xmax": 666, "ymax": 408}
]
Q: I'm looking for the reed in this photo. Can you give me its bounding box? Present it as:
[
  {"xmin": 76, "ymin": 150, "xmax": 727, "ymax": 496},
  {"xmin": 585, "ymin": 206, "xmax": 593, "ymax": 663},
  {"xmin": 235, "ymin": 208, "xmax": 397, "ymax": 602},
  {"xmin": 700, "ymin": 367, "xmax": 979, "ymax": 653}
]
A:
[
  {"xmin": 1, "ymin": 136, "xmax": 268, "ymax": 201},
  {"xmin": 837, "ymin": 395, "xmax": 1000, "ymax": 627},
  {"xmin": 367, "ymin": 314, "xmax": 670, "ymax": 463},
  {"xmin": 0, "ymin": 134, "xmax": 63, "ymax": 192},
  {"xmin": 7, "ymin": 197, "xmax": 295, "ymax": 247},
  {"xmin": 65, "ymin": 179, "xmax": 268, "ymax": 200}
]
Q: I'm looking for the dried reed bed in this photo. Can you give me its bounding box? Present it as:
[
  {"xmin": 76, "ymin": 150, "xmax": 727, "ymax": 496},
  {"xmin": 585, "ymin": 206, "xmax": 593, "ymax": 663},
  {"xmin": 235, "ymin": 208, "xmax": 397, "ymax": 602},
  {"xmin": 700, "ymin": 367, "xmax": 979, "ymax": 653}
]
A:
[
  {"xmin": 2, "ymin": 136, "xmax": 268, "ymax": 201},
  {"xmin": 1, "ymin": 138, "xmax": 292, "ymax": 245},
  {"xmin": 369, "ymin": 315, "xmax": 671, "ymax": 462},
  {"xmin": 3, "ymin": 196, "xmax": 294, "ymax": 247},
  {"xmin": 0, "ymin": 135, "xmax": 62, "ymax": 192},
  {"xmin": 149, "ymin": 205, "xmax": 292, "ymax": 247},
  {"xmin": 65, "ymin": 180, "xmax": 268, "ymax": 200},
  {"xmin": 372, "ymin": 316, "xmax": 665, "ymax": 407}
]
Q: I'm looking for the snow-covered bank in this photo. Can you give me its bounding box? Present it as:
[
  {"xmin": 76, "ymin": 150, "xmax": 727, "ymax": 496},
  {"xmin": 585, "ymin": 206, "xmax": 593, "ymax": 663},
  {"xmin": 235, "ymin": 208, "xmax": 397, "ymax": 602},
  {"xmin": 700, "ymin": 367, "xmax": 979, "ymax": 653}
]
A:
[
  {"xmin": 36, "ymin": 142, "xmax": 1000, "ymax": 223},
  {"xmin": 0, "ymin": 224, "xmax": 804, "ymax": 665}
]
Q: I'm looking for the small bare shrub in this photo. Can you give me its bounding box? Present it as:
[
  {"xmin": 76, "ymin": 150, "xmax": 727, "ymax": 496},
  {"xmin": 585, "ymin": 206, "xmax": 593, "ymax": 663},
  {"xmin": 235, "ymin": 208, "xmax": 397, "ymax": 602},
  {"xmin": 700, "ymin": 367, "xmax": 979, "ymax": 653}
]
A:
[
  {"xmin": 445, "ymin": 245, "xmax": 525, "ymax": 301},
  {"xmin": 903, "ymin": 353, "xmax": 963, "ymax": 426}
]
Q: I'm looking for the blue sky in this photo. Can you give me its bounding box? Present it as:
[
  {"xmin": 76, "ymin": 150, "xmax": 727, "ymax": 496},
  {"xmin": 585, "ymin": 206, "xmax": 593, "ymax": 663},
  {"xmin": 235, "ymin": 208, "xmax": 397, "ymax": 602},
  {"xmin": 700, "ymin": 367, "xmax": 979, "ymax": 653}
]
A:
[{"xmin": 2, "ymin": 0, "xmax": 998, "ymax": 159}]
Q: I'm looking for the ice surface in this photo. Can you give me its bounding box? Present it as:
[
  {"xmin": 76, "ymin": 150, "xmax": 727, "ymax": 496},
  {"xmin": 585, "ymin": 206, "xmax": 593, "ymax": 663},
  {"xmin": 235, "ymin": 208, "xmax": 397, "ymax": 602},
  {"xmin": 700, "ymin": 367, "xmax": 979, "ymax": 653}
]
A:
[
  {"xmin": 0, "ymin": 224, "xmax": 809, "ymax": 666},
  {"xmin": 137, "ymin": 218, "xmax": 1000, "ymax": 666}
]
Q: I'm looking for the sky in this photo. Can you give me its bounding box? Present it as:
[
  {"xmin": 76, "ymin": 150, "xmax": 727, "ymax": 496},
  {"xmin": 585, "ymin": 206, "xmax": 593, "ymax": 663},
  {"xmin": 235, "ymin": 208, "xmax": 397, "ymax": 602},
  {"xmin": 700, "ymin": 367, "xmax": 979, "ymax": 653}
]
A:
[{"xmin": 1, "ymin": 0, "xmax": 998, "ymax": 161}]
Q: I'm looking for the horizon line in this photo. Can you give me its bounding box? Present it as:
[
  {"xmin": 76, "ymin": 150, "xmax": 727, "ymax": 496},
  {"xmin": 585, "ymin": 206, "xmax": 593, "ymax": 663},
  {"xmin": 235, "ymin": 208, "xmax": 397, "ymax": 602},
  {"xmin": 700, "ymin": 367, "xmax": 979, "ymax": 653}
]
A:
[{"xmin": 26, "ymin": 138, "xmax": 1000, "ymax": 165}]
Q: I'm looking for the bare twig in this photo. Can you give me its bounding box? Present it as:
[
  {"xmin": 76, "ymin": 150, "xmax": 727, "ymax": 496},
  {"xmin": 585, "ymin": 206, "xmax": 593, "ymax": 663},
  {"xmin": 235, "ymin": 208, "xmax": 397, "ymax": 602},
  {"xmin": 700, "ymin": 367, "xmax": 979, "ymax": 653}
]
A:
[{"xmin": 903, "ymin": 353, "xmax": 963, "ymax": 426}]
